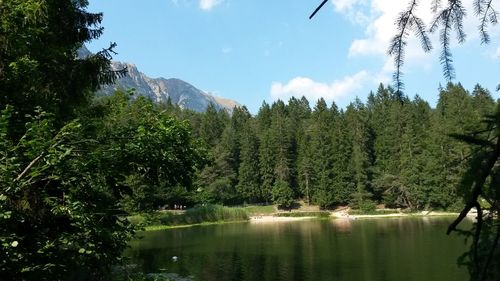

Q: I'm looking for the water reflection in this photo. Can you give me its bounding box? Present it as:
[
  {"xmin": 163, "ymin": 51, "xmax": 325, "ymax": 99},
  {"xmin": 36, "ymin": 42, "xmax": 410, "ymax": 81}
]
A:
[
  {"xmin": 126, "ymin": 218, "xmax": 469, "ymax": 281},
  {"xmin": 331, "ymin": 218, "xmax": 352, "ymax": 233}
]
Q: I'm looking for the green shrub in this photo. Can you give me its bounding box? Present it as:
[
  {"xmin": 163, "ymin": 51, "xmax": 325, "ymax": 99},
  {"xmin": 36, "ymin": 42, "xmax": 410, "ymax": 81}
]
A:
[
  {"xmin": 127, "ymin": 214, "xmax": 146, "ymax": 225},
  {"xmin": 359, "ymin": 200, "xmax": 377, "ymax": 213}
]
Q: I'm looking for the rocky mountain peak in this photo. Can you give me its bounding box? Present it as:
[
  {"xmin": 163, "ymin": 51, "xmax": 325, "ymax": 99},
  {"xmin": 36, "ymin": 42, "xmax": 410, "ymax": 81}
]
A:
[{"xmin": 79, "ymin": 47, "xmax": 240, "ymax": 112}]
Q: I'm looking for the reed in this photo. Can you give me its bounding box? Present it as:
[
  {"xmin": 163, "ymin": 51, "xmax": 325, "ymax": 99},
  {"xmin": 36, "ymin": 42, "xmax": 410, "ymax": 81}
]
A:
[{"xmin": 158, "ymin": 205, "xmax": 249, "ymax": 226}]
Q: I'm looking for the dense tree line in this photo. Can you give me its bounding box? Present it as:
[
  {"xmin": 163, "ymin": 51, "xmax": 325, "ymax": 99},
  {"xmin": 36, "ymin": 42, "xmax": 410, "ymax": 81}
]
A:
[{"xmin": 163, "ymin": 83, "xmax": 496, "ymax": 211}]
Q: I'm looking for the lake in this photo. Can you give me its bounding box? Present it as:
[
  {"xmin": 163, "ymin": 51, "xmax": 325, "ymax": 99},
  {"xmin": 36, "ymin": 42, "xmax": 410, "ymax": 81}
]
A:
[{"xmin": 126, "ymin": 217, "xmax": 470, "ymax": 281}]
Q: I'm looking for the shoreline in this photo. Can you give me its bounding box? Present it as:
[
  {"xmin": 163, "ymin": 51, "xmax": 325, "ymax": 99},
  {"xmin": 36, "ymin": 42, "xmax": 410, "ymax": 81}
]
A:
[
  {"xmin": 141, "ymin": 210, "xmax": 467, "ymax": 231},
  {"xmin": 143, "ymin": 220, "xmax": 249, "ymax": 231},
  {"xmin": 331, "ymin": 211, "xmax": 460, "ymax": 220},
  {"xmin": 250, "ymin": 211, "xmax": 461, "ymax": 223},
  {"xmin": 249, "ymin": 215, "xmax": 317, "ymax": 223}
]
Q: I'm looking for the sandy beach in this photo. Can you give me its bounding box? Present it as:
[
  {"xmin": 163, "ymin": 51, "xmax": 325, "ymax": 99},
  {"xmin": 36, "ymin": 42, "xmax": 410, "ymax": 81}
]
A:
[
  {"xmin": 250, "ymin": 210, "xmax": 462, "ymax": 223},
  {"xmin": 250, "ymin": 215, "xmax": 316, "ymax": 223}
]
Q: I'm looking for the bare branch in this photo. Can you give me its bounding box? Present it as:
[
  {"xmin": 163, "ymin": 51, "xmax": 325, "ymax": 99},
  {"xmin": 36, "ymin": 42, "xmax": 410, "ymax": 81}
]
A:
[
  {"xmin": 309, "ymin": 0, "xmax": 329, "ymax": 20},
  {"xmin": 14, "ymin": 154, "xmax": 44, "ymax": 182}
]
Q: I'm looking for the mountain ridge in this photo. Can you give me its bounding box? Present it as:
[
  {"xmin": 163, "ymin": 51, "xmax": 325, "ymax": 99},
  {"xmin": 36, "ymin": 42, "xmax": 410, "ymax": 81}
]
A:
[{"xmin": 80, "ymin": 47, "xmax": 240, "ymax": 112}]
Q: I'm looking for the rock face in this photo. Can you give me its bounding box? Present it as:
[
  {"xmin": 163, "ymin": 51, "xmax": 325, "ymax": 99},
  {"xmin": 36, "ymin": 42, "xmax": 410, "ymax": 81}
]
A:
[{"xmin": 82, "ymin": 47, "xmax": 239, "ymax": 112}]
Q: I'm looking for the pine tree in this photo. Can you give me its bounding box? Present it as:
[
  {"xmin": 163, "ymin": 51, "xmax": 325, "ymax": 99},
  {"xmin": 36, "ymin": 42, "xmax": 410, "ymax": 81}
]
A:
[
  {"xmin": 236, "ymin": 119, "xmax": 262, "ymax": 203},
  {"xmin": 397, "ymin": 96, "xmax": 433, "ymax": 209},
  {"xmin": 258, "ymin": 130, "xmax": 275, "ymax": 203},
  {"xmin": 345, "ymin": 99, "xmax": 375, "ymax": 209},
  {"xmin": 307, "ymin": 99, "xmax": 336, "ymax": 208},
  {"xmin": 199, "ymin": 103, "xmax": 226, "ymax": 146},
  {"xmin": 270, "ymin": 100, "xmax": 294, "ymax": 187},
  {"xmin": 330, "ymin": 108, "xmax": 355, "ymax": 205}
]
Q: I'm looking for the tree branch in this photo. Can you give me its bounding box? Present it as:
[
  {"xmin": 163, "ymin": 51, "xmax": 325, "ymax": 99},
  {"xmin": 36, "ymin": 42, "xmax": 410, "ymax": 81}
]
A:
[
  {"xmin": 447, "ymin": 137, "xmax": 500, "ymax": 235},
  {"xmin": 14, "ymin": 153, "xmax": 44, "ymax": 182},
  {"xmin": 309, "ymin": 0, "xmax": 329, "ymax": 19}
]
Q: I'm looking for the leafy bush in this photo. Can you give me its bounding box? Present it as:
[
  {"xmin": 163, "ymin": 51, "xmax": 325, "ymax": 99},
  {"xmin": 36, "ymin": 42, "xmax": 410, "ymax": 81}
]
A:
[
  {"xmin": 359, "ymin": 200, "xmax": 377, "ymax": 213},
  {"xmin": 0, "ymin": 108, "xmax": 135, "ymax": 280},
  {"xmin": 127, "ymin": 215, "xmax": 147, "ymax": 226}
]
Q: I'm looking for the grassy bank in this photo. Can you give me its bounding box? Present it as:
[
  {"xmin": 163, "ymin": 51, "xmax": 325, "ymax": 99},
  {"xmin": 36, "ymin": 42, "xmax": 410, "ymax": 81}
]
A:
[
  {"xmin": 129, "ymin": 205, "xmax": 250, "ymax": 231},
  {"xmin": 243, "ymin": 204, "xmax": 276, "ymax": 215}
]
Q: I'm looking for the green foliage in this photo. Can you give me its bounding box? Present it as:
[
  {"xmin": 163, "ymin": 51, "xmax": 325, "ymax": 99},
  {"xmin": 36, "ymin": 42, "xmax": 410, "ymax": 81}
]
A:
[
  {"xmin": 87, "ymin": 92, "xmax": 207, "ymax": 212},
  {"xmin": 0, "ymin": 1, "xmax": 147, "ymax": 279},
  {"xmin": 271, "ymin": 180, "xmax": 295, "ymax": 210},
  {"xmin": 242, "ymin": 205, "xmax": 276, "ymax": 215},
  {"xmin": 154, "ymin": 205, "xmax": 249, "ymax": 226},
  {"xmin": 236, "ymin": 122, "xmax": 262, "ymax": 203},
  {"xmin": 0, "ymin": 0, "xmax": 119, "ymax": 132},
  {"xmin": 358, "ymin": 200, "xmax": 377, "ymax": 214},
  {"xmin": 0, "ymin": 109, "xmax": 135, "ymax": 280},
  {"xmin": 450, "ymin": 103, "xmax": 500, "ymax": 281},
  {"xmin": 173, "ymin": 83, "xmax": 495, "ymax": 215}
]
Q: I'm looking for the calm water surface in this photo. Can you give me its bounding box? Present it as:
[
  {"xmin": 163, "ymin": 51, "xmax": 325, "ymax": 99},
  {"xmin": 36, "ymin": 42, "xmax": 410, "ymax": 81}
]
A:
[{"xmin": 126, "ymin": 217, "xmax": 470, "ymax": 281}]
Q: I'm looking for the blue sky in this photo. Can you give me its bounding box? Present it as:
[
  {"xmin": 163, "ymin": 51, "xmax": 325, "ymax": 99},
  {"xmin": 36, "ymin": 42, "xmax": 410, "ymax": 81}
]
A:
[{"xmin": 87, "ymin": 0, "xmax": 499, "ymax": 113}]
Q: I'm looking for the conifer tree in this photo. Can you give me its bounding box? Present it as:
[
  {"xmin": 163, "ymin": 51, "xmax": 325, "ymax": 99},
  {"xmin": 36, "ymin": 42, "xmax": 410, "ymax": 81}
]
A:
[
  {"xmin": 330, "ymin": 108, "xmax": 355, "ymax": 204},
  {"xmin": 270, "ymin": 101, "xmax": 294, "ymax": 189},
  {"xmin": 236, "ymin": 121, "xmax": 262, "ymax": 203},
  {"xmin": 308, "ymin": 99, "xmax": 336, "ymax": 207},
  {"xmin": 199, "ymin": 103, "xmax": 225, "ymax": 146},
  {"xmin": 345, "ymin": 99, "xmax": 375, "ymax": 210}
]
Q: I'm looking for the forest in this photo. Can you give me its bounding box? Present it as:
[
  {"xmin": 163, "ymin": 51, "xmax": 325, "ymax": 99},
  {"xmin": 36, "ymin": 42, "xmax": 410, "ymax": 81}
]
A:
[
  {"xmin": 150, "ymin": 83, "xmax": 495, "ymax": 212},
  {"xmin": 1, "ymin": 0, "xmax": 499, "ymax": 280}
]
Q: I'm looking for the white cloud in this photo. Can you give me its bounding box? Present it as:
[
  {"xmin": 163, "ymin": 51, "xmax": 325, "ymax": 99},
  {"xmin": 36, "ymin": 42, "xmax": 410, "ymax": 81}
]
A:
[
  {"xmin": 332, "ymin": 0, "xmax": 371, "ymax": 25},
  {"xmin": 346, "ymin": 0, "xmax": 434, "ymax": 58},
  {"xmin": 199, "ymin": 0, "xmax": 223, "ymax": 11},
  {"xmin": 343, "ymin": 0, "xmax": 499, "ymax": 60},
  {"xmin": 222, "ymin": 47, "xmax": 232, "ymax": 54},
  {"xmin": 495, "ymin": 47, "xmax": 500, "ymax": 59},
  {"xmin": 333, "ymin": 0, "xmax": 500, "ymax": 85},
  {"xmin": 270, "ymin": 71, "xmax": 369, "ymax": 102},
  {"xmin": 332, "ymin": 0, "xmax": 366, "ymax": 12}
]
